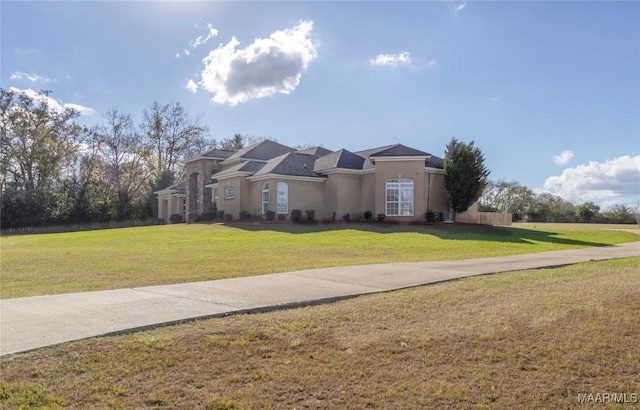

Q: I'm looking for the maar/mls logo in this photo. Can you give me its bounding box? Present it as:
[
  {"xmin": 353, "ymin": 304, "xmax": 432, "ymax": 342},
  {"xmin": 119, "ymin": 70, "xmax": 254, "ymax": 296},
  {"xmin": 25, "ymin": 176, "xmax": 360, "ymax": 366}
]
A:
[{"xmin": 577, "ymin": 393, "xmax": 638, "ymax": 404}]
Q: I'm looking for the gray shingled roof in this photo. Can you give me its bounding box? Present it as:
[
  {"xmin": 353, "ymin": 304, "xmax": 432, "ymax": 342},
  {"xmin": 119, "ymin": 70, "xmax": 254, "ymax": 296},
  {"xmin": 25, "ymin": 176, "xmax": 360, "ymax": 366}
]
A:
[
  {"xmin": 223, "ymin": 140, "xmax": 295, "ymax": 163},
  {"xmin": 368, "ymin": 144, "xmax": 431, "ymax": 157},
  {"xmin": 314, "ymin": 149, "xmax": 365, "ymax": 172},
  {"xmin": 253, "ymin": 152, "xmax": 326, "ymax": 179},
  {"xmin": 213, "ymin": 161, "xmax": 266, "ymax": 179},
  {"xmin": 426, "ymin": 155, "xmax": 444, "ymax": 169},
  {"xmin": 157, "ymin": 180, "xmax": 186, "ymax": 194},
  {"xmin": 201, "ymin": 148, "xmax": 236, "ymax": 159},
  {"xmin": 297, "ymin": 146, "xmax": 334, "ymax": 157}
]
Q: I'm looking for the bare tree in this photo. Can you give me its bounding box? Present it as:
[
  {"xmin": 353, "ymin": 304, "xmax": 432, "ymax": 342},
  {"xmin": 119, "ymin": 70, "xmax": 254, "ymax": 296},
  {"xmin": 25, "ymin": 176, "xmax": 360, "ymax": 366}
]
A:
[
  {"xmin": 141, "ymin": 101, "xmax": 209, "ymax": 181},
  {"xmin": 96, "ymin": 108, "xmax": 148, "ymax": 200}
]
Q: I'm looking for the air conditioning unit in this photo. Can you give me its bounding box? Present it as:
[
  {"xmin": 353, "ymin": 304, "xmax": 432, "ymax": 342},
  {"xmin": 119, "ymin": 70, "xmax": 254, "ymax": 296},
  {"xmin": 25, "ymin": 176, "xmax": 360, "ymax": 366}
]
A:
[{"xmin": 437, "ymin": 212, "xmax": 452, "ymax": 222}]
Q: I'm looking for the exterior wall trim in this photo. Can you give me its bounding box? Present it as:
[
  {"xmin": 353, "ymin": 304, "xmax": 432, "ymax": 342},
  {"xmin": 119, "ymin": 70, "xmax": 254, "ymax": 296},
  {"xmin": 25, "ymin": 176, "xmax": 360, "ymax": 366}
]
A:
[{"xmin": 247, "ymin": 174, "xmax": 327, "ymax": 183}]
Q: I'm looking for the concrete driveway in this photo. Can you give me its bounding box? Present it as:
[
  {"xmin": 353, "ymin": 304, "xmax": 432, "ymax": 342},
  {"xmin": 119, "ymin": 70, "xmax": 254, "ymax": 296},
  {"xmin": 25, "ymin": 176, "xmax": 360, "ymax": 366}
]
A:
[{"xmin": 1, "ymin": 242, "xmax": 638, "ymax": 356}]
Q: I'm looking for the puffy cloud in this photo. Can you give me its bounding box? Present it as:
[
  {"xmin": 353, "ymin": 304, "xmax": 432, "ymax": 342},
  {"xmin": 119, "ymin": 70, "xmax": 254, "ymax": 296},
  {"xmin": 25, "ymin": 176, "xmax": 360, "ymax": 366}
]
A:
[
  {"xmin": 197, "ymin": 20, "xmax": 317, "ymax": 106},
  {"xmin": 543, "ymin": 155, "xmax": 640, "ymax": 203},
  {"xmin": 369, "ymin": 51, "xmax": 412, "ymax": 67},
  {"xmin": 10, "ymin": 71, "xmax": 52, "ymax": 84},
  {"xmin": 552, "ymin": 150, "xmax": 574, "ymax": 166},
  {"xmin": 186, "ymin": 79, "xmax": 198, "ymax": 93},
  {"xmin": 9, "ymin": 87, "xmax": 95, "ymax": 116}
]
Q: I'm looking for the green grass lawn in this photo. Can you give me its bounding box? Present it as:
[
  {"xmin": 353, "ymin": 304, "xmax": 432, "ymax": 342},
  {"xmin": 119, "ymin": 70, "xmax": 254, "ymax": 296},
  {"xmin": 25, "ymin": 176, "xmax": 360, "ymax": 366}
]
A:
[
  {"xmin": 1, "ymin": 222, "xmax": 638, "ymax": 299},
  {"xmin": 1, "ymin": 257, "xmax": 638, "ymax": 409}
]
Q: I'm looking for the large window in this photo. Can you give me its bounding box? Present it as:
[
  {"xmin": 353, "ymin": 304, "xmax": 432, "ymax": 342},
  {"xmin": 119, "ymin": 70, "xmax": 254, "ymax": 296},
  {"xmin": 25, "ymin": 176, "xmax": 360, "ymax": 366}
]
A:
[
  {"xmin": 224, "ymin": 185, "xmax": 235, "ymax": 199},
  {"xmin": 386, "ymin": 179, "xmax": 414, "ymax": 216},
  {"xmin": 276, "ymin": 182, "xmax": 288, "ymax": 214},
  {"xmin": 262, "ymin": 182, "xmax": 269, "ymax": 214}
]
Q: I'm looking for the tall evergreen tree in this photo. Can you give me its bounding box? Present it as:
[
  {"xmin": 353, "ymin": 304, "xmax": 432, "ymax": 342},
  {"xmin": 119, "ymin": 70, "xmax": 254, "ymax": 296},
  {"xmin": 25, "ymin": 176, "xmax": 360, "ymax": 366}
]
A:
[{"xmin": 443, "ymin": 138, "xmax": 490, "ymax": 221}]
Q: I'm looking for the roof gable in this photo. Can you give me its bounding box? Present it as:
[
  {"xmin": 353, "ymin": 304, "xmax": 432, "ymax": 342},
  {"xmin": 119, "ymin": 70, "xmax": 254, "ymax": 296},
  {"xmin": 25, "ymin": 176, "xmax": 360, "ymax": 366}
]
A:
[
  {"xmin": 253, "ymin": 152, "xmax": 325, "ymax": 179},
  {"xmin": 368, "ymin": 144, "xmax": 431, "ymax": 158},
  {"xmin": 223, "ymin": 140, "xmax": 295, "ymax": 163},
  {"xmin": 314, "ymin": 149, "xmax": 365, "ymax": 172},
  {"xmin": 297, "ymin": 146, "xmax": 334, "ymax": 157}
]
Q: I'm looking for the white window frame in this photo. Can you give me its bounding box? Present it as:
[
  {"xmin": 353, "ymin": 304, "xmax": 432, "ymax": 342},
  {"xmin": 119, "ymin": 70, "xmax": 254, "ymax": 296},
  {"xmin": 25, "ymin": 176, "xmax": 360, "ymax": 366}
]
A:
[
  {"xmin": 224, "ymin": 185, "xmax": 235, "ymax": 199},
  {"xmin": 276, "ymin": 182, "xmax": 288, "ymax": 214},
  {"xmin": 386, "ymin": 179, "xmax": 414, "ymax": 216},
  {"xmin": 261, "ymin": 182, "xmax": 269, "ymax": 214}
]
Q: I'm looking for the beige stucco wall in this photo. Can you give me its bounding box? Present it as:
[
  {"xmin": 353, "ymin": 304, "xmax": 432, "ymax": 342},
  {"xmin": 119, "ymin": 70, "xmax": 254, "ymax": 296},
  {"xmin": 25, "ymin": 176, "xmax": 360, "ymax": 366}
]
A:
[
  {"xmin": 373, "ymin": 159, "xmax": 428, "ymax": 221},
  {"xmin": 324, "ymin": 173, "xmax": 361, "ymax": 219},
  {"xmin": 157, "ymin": 193, "xmax": 186, "ymax": 222},
  {"xmin": 426, "ymin": 171, "xmax": 449, "ymax": 213},
  {"xmin": 216, "ymin": 176, "xmax": 249, "ymax": 218},
  {"xmin": 359, "ymin": 173, "xmax": 376, "ymax": 216},
  {"xmin": 286, "ymin": 179, "xmax": 327, "ymax": 219}
]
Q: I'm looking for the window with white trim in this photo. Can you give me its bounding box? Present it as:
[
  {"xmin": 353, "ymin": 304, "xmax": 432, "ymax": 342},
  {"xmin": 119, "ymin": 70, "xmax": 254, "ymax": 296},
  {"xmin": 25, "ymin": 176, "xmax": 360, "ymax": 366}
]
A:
[
  {"xmin": 261, "ymin": 182, "xmax": 269, "ymax": 214},
  {"xmin": 224, "ymin": 185, "xmax": 234, "ymax": 199},
  {"xmin": 276, "ymin": 182, "xmax": 288, "ymax": 214},
  {"xmin": 386, "ymin": 179, "xmax": 414, "ymax": 216}
]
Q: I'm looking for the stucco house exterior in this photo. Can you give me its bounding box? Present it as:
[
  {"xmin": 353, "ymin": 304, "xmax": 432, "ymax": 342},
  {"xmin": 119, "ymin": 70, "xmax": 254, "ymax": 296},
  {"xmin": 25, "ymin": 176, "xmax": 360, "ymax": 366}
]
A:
[{"xmin": 155, "ymin": 140, "xmax": 478, "ymax": 223}]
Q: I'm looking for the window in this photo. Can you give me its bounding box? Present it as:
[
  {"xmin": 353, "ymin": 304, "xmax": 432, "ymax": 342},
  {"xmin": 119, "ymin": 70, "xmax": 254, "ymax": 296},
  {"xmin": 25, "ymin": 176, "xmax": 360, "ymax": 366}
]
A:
[
  {"xmin": 276, "ymin": 182, "xmax": 288, "ymax": 214},
  {"xmin": 213, "ymin": 189, "xmax": 218, "ymax": 207},
  {"xmin": 261, "ymin": 182, "xmax": 269, "ymax": 214},
  {"xmin": 386, "ymin": 179, "xmax": 413, "ymax": 216},
  {"xmin": 224, "ymin": 185, "xmax": 235, "ymax": 199}
]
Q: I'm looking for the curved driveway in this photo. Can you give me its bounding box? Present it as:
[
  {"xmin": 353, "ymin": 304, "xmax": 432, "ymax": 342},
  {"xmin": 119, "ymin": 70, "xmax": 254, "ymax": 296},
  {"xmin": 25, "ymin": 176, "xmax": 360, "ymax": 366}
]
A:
[{"xmin": 1, "ymin": 242, "xmax": 638, "ymax": 356}]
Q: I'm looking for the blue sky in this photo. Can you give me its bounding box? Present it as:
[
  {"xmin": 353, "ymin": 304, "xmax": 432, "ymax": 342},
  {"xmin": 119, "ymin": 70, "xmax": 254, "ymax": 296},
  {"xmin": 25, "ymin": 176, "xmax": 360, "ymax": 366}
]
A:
[{"xmin": 3, "ymin": 1, "xmax": 639, "ymax": 209}]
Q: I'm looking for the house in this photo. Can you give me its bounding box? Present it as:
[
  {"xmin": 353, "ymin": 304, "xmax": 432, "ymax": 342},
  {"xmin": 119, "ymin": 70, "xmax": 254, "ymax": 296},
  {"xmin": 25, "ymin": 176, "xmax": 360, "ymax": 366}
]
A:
[{"xmin": 155, "ymin": 140, "xmax": 478, "ymax": 223}]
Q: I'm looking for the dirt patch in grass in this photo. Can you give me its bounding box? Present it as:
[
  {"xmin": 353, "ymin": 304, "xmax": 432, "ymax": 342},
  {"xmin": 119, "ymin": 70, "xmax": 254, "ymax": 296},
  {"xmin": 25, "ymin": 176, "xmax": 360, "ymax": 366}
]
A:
[{"xmin": 2, "ymin": 257, "xmax": 639, "ymax": 409}]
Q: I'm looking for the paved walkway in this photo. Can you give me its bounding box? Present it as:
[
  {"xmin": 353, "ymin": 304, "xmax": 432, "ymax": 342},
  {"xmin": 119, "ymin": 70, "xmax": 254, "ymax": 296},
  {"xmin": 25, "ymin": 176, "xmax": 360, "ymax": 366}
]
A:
[{"xmin": 1, "ymin": 242, "xmax": 639, "ymax": 356}]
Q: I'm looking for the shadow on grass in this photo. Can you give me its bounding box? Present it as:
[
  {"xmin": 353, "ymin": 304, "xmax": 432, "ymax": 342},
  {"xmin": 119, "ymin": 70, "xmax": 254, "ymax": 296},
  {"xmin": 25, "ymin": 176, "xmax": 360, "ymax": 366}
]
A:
[{"xmin": 224, "ymin": 221, "xmax": 614, "ymax": 248}]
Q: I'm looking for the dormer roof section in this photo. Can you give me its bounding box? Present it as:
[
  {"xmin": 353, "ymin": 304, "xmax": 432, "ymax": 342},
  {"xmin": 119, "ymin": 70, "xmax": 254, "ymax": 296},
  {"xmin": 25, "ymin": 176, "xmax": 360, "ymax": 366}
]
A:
[
  {"xmin": 183, "ymin": 148, "xmax": 235, "ymax": 164},
  {"xmin": 222, "ymin": 140, "xmax": 296, "ymax": 164},
  {"xmin": 297, "ymin": 146, "xmax": 334, "ymax": 157},
  {"xmin": 314, "ymin": 149, "xmax": 365, "ymax": 172},
  {"xmin": 252, "ymin": 152, "xmax": 326, "ymax": 179}
]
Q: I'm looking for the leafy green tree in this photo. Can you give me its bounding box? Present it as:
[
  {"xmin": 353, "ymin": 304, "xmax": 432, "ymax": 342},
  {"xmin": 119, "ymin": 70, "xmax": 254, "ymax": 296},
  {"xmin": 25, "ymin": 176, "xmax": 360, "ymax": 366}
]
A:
[
  {"xmin": 602, "ymin": 204, "xmax": 636, "ymax": 224},
  {"xmin": 576, "ymin": 201, "xmax": 600, "ymax": 222},
  {"xmin": 0, "ymin": 88, "xmax": 88, "ymax": 228},
  {"xmin": 528, "ymin": 193, "xmax": 576, "ymax": 222},
  {"xmin": 1, "ymin": 88, "xmax": 83, "ymax": 192},
  {"xmin": 443, "ymin": 138, "xmax": 490, "ymax": 221},
  {"xmin": 479, "ymin": 179, "xmax": 535, "ymax": 221}
]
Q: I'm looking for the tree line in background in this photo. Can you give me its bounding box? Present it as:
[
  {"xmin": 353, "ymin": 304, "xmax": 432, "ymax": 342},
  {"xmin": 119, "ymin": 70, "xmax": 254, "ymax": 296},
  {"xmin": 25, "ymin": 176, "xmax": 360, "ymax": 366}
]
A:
[
  {"xmin": 479, "ymin": 180, "xmax": 638, "ymax": 224},
  {"xmin": 0, "ymin": 88, "xmax": 262, "ymax": 230},
  {"xmin": 2, "ymin": 88, "xmax": 636, "ymax": 230}
]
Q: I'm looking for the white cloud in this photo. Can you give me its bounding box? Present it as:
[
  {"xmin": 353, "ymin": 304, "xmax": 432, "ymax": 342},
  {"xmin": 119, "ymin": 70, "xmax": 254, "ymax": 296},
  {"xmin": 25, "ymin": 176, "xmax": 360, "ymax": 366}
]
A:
[
  {"xmin": 63, "ymin": 103, "xmax": 96, "ymax": 116},
  {"xmin": 9, "ymin": 87, "xmax": 95, "ymax": 116},
  {"xmin": 198, "ymin": 20, "xmax": 317, "ymax": 106},
  {"xmin": 552, "ymin": 150, "xmax": 574, "ymax": 166},
  {"xmin": 186, "ymin": 79, "xmax": 198, "ymax": 93},
  {"xmin": 542, "ymin": 155, "xmax": 640, "ymax": 203},
  {"xmin": 455, "ymin": 2, "xmax": 467, "ymax": 12},
  {"xmin": 370, "ymin": 51, "xmax": 412, "ymax": 67},
  {"xmin": 177, "ymin": 22, "xmax": 220, "ymax": 58},
  {"xmin": 10, "ymin": 71, "xmax": 52, "ymax": 84},
  {"xmin": 190, "ymin": 23, "xmax": 218, "ymax": 48}
]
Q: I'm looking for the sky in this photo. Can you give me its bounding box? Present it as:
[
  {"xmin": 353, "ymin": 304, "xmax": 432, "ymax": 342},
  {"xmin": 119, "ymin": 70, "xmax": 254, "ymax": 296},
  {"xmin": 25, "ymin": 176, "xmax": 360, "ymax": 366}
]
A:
[{"xmin": 2, "ymin": 1, "xmax": 639, "ymax": 210}]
